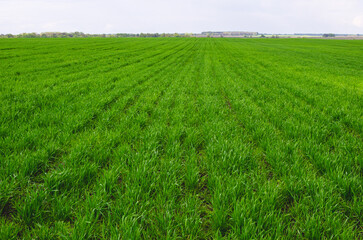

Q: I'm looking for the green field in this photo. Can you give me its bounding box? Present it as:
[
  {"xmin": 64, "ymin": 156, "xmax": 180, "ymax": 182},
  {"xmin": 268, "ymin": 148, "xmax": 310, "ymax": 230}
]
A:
[{"xmin": 0, "ymin": 38, "xmax": 362, "ymax": 239}]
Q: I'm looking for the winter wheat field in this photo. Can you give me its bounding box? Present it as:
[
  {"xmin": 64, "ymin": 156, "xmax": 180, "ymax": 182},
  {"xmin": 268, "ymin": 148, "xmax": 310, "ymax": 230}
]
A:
[{"xmin": 0, "ymin": 38, "xmax": 362, "ymax": 239}]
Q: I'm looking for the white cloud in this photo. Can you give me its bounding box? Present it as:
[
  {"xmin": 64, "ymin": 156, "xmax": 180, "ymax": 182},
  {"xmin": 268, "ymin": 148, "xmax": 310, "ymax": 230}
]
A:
[
  {"xmin": 353, "ymin": 16, "xmax": 363, "ymax": 28},
  {"xmin": 105, "ymin": 24, "xmax": 114, "ymax": 31}
]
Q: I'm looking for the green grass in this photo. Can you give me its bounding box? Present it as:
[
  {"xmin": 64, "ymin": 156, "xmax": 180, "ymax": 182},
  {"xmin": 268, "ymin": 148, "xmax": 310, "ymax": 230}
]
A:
[{"xmin": 0, "ymin": 38, "xmax": 362, "ymax": 239}]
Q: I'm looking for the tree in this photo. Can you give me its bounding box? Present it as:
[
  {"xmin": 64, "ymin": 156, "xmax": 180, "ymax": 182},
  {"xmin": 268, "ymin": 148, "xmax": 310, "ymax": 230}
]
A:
[{"xmin": 323, "ymin": 33, "xmax": 335, "ymax": 37}]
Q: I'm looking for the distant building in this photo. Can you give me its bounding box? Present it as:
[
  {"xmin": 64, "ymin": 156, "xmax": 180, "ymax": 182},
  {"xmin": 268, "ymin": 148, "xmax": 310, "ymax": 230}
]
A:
[
  {"xmin": 200, "ymin": 31, "xmax": 258, "ymax": 37},
  {"xmin": 294, "ymin": 33, "xmax": 322, "ymax": 36}
]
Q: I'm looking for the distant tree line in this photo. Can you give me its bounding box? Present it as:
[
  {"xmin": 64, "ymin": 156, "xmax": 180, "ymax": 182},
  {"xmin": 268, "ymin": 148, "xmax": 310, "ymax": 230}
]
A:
[
  {"xmin": 0, "ymin": 32, "xmax": 193, "ymax": 38},
  {"xmin": 322, "ymin": 33, "xmax": 336, "ymax": 37},
  {"xmin": 1, "ymin": 32, "xmax": 342, "ymax": 39}
]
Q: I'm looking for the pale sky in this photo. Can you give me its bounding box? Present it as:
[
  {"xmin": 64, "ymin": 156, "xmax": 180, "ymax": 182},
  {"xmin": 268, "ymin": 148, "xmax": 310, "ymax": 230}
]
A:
[{"xmin": 0, "ymin": 0, "xmax": 362, "ymax": 34}]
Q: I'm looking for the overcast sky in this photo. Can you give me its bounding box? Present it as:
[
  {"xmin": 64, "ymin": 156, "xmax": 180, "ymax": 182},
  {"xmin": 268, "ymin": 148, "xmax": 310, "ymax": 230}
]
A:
[{"xmin": 0, "ymin": 0, "xmax": 362, "ymax": 34}]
